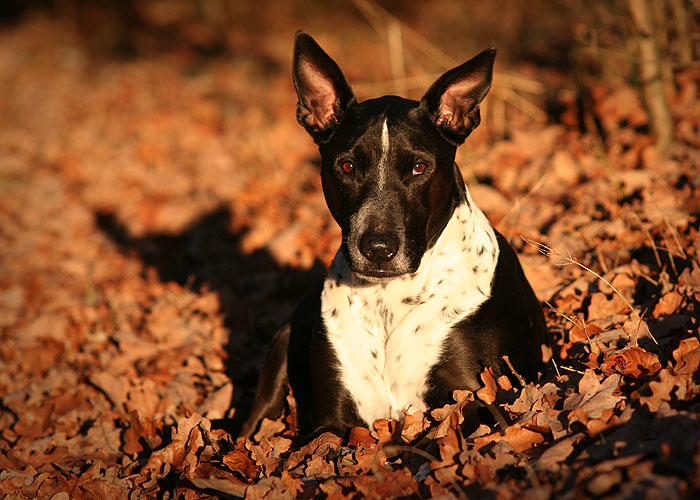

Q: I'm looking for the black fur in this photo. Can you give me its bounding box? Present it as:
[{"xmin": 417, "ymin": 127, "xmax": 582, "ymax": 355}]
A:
[{"xmin": 241, "ymin": 32, "xmax": 546, "ymax": 439}]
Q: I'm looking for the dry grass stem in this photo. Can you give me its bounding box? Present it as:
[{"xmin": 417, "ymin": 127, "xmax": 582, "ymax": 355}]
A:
[
  {"xmin": 524, "ymin": 237, "xmax": 641, "ymax": 320},
  {"xmin": 527, "ymin": 238, "xmax": 659, "ymax": 344},
  {"xmin": 664, "ymin": 216, "xmax": 687, "ymax": 259},
  {"xmin": 500, "ymin": 174, "xmax": 547, "ymax": 232},
  {"xmin": 662, "ymin": 232, "xmax": 679, "ymax": 276},
  {"xmin": 596, "ymin": 247, "xmax": 610, "ymax": 274},
  {"xmin": 352, "ymin": 0, "xmax": 546, "ymax": 115},
  {"xmin": 584, "ymin": 113, "xmax": 626, "ymax": 199},
  {"xmin": 631, "ymin": 211, "xmax": 662, "ymax": 268}
]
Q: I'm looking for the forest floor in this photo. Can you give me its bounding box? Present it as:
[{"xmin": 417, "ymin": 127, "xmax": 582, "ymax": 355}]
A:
[{"xmin": 1, "ymin": 5, "xmax": 699, "ymax": 500}]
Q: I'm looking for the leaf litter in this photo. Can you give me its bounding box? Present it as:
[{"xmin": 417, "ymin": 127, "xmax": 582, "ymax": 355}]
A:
[{"xmin": 1, "ymin": 7, "xmax": 700, "ymax": 500}]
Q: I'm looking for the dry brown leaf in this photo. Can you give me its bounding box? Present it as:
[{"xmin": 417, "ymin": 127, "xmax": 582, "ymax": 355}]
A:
[
  {"xmin": 601, "ymin": 346, "xmax": 661, "ymax": 378},
  {"xmin": 222, "ymin": 449, "xmax": 260, "ymax": 478},
  {"xmin": 639, "ymin": 369, "xmax": 677, "ymax": 412},
  {"xmin": 400, "ymin": 410, "xmax": 428, "ymax": 443},
  {"xmin": 474, "ymin": 424, "xmax": 545, "ymax": 453},
  {"xmin": 245, "ymin": 476, "xmax": 298, "ymax": 500},
  {"xmin": 653, "ymin": 290, "xmax": 684, "ymax": 317},
  {"xmin": 372, "ymin": 419, "xmax": 397, "ymax": 445},
  {"xmin": 246, "ymin": 435, "xmax": 291, "ymax": 477},
  {"xmin": 427, "ymin": 391, "xmax": 472, "ymax": 440},
  {"xmin": 355, "ymin": 468, "xmax": 420, "ymax": 499},
  {"xmin": 187, "ymin": 462, "xmax": 250, "ymax": 498},
  {"xmin": 122, "ymin": 410, "xmax": 162, "ymax": 456},
  {"xmin": 139, "ymin": 414, "xmax": 207, "ymax": 486},
  {"xmin": 253, "ymin": 417, "xmax": 286, "ymax": 442},
  {"xmin": 537, "ymin": 433, "xmax": 584, "ymax": 471},
  {"xmin": 348, "ymin": 426, "xmax": 376, "ymax": 450},
  {"xmin": 89, "ymin": 371, "xmax": 128, "ymax": 412},
  {"xmin": 587, "ymin": 469, "xmax": 623, "ymax": 496},
  {"xmin": 477, "ymin": 366, "xmax": 498, "ymax": 404},
  {"xmin": 497, "ymin": 374, "xmax": 513, "ymax": 391},
  {"xmin": 587, "ymin": 292, "xmax": 629, "ymax": 320},
  {"xmin": 564, "ymin": 370, "xmax": 623, "ymax": 419},
  {"xmin": 672, "ymin": 337, "xmax": 700, "ymax": 374},
  {"xmin": 199, "ymin": 382, "xmax": 233, "ymax": 419}
]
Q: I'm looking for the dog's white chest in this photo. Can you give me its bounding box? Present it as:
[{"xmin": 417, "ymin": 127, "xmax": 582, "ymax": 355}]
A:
[{"xmin": 320, "ymin": 200, "xmax": 498, "ymax": 426}]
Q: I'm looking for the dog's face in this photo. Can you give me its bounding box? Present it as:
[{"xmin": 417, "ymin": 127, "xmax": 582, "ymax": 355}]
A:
[{"xmin": 293, "ymin": 32, "xmax": 495, "ymax": 281}]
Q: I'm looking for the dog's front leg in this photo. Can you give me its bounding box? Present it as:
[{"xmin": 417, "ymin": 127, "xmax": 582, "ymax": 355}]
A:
[
  {"xmin": 240, "ymin": 323, "xmax": 290, "ymax": 438},
  {"xmin": 307, "ymin": 328, "xmax": 366, "ymax": 438}
]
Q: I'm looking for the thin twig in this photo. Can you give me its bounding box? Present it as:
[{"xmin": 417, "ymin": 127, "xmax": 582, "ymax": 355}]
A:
[
  {"xmin": 559, "ymin": 365, "xmax": 585, "ymax": 375},
  {"xmin": 551, "ymin": 359, "xmax": 563, "ymax": 382},
  {"xmin": 502, "ymin": 355, "xmax": 527, "ymax": 387}
]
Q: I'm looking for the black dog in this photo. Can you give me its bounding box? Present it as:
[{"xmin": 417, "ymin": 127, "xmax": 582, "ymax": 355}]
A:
[{"xmin": 242, "ymin": 32, "xmax": 546, "ymax": 438}]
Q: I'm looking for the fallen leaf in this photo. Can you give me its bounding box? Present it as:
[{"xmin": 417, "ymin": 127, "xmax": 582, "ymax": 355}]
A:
[
  {"xmin": 601, "ymin": 346, "xmax": 661, "ymax": 378},
  {"xmin": 477, "ymin": 367, "xmax": 498, "ymax": 404},
  {"xmin": 588, "ymin": 292, "xmax": 629, "ymax": 320},
  {"xmin": 653, "ymin": 290, "xmax": 683, "ymax": 316},
  {"xmin": 474, "ymin": 424, "xmax": 545, "ymax": 453},
  {"xmin": 537, "ymin": 433, "xmax": 584, "ymax": 471},
  {"xmin": 672, "ymin": 337, "xmax": 700, "ymax": 374},
  {"xmin": 564, "ymin": 370, "xmax": 623, "ymax": 418}
]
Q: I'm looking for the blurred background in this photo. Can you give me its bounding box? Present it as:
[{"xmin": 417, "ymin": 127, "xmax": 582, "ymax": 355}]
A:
[{"xmin": 2, "ymin": 0, "xmax": 697, "ymax": 128}]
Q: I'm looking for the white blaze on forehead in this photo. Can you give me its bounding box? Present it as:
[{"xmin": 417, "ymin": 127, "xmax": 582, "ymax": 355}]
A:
[{"xmin": 378, "ymin": 117, "xmax": 390, "ymax": 187}]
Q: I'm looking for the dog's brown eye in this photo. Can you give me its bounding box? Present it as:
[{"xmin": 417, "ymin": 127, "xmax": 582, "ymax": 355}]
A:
[
  {"xmin": 412, "ymin": 162, "xmax": 427, "ymax": 175},
  {"xmin": 340, "ymin": 160, "xmax": 354, "ymax": 173}
]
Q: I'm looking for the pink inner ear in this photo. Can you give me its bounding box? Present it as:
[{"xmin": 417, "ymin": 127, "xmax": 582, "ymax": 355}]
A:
[
  {"xmin": 299, "ymin": 64, "xmax": 338, "ymax": 129},
  {"xmin": 437, "ymin": 75, "xmax": 484, "ymax": 128}
]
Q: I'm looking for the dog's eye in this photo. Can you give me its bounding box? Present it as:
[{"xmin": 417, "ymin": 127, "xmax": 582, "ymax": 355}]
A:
[
  {"xmin": 340, "ymin": 160, "xmax": 354, "ymax": 174},
  {"xmin": 412, "ymin": 162, "xmax": 428, "ymax": 175}
]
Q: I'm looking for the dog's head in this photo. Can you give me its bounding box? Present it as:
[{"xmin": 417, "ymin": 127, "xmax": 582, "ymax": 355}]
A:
[{"xmin": 293, "ymin": 32, "xmax": 495, "ymax": 282}]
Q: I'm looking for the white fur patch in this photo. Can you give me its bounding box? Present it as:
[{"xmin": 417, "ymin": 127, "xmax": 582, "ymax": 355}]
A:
[
  {"xmin": 320, "ymin": 190, "xmax": 499, "ymax": 426},
  {"xmin": 377, "ymin": 117, "xmax": 390, "ymax": 188}
]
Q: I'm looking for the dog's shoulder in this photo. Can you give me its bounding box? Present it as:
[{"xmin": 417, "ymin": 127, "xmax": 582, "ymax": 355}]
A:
[{"xmin": 446, "ymin": 229, "xmax": 548, "ymax": 379}]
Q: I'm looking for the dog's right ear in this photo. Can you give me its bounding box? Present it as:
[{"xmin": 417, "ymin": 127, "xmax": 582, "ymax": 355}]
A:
[{"xmin": 293, "ymin": 31, "xmax": 356, "ymax": 144}]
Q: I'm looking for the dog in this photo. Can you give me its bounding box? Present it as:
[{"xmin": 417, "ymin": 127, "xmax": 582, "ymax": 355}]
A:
[{"xmin": 241, "ymin": 31, "xmax": 547, "ymax": 438}]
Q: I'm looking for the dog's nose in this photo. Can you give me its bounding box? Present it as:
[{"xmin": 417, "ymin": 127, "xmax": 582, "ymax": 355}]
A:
[{"xmin": 359, "ymin": 232, "xmax": 399, "ymax": 263}]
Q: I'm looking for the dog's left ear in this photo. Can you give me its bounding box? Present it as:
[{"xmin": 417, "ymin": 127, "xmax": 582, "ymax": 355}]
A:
[
  {"xmin": 420, "ymin": 47, "xmax": 496, "ymax": 145},
  {"xmin": 293, "ymin": 31, "xmax": 356, "ymax": 144}
]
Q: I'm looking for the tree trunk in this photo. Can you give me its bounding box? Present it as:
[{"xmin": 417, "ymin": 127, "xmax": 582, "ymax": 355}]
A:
[{"xmin": 627, "ymin": 0, "xmax": 674, "ymax": 152}]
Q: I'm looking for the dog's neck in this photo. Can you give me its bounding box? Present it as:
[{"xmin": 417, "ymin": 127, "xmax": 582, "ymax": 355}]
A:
[{"xmin": 323, "ymin": 186, "xmax": 500, "ymax": 340}]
